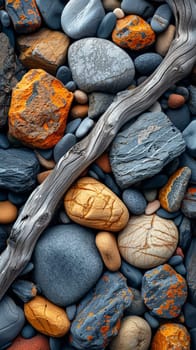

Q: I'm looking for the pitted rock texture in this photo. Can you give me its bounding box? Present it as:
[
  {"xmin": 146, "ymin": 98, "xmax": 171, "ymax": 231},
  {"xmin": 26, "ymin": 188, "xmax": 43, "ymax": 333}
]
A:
[
  {"xmin": 109, "ymin": 112, "xmax": 186, "ymax": 189},
  {"xmin": 6, "ymin": 335, "xmax": 50, "ymax": 350},
  {"xmin": 118, "ymin": 214, "xmax": 178, "ymax": 269},
  {"xmin": 141, "ymin": 264, "xmax": 187, "ymax": 318},
  {"xmin": 68, "ymin": 38, "xmax": 135, "ymax": 93},
  {"xmin": 8, "ymin": 69, "xmax": 73, "ymax": 149},
  {"xmin": 70, "ymin": 271, "xmax": 133, "ymax": 350},
  {"xmin": 64, "ymin": 177, "xmax": 129, "ymax": 232},
  {"xmin": 151, "ymin": 323, "xmax": 190, "ymax": 350}
]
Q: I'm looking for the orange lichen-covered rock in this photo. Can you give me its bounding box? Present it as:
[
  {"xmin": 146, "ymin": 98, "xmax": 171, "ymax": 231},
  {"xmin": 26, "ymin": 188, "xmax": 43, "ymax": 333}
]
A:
[
  {"xmin": 24, "ymin": 296, "xmax": 70, "ymax": 337},
  {"xmin": 64, "ymin": 177, "xmax": 129, "ymax": 232},
  {"xmin": 112, "ymin": 15, "xmax": 155, "ymax": 50},
  {"xmin": 8, "ymin": 69, "xmax": 73, "ymax": 149},
  {"xmin": 151, "ymin": 323, "xmax": 190, "ymax": 350},
  {"xmin": 7, "ymin": 335, "xmax": 50, "ymax": 350}
]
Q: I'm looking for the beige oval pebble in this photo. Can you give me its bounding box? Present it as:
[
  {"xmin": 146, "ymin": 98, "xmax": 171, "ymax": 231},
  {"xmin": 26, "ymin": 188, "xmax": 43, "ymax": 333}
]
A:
[
  {"xmin": 109, "ymin": 316, "xmax": 151, "ymax": 350},
  {"xmin": 113, "ymin": 8, "xmax": 125, "ymax": 19},
  {"xmin": 37, "ymin": 170, "xmax": 52, "ymax": 184},
  {"xmin": 118, "ymin": 214, "xmax": 178, "ymax": 269},
  {"xmin": 145, "ymin": 200, "xmax": 160, "ymax": 215},
  {"xmin": 74, "ymin": 90, "xmax": 88, "ymax": 104},
  {"xmin": 64, "ymin": 177, "xmax": 129, "ymax": 232},
  {"xmin": 70, "ymin": 104, "xmax": 89, "ymax": 118},
  {"xmin": 95, "ymin": 231, "xmax": 121, "ymax": 271},
  {"xmin": 0, "ymin": 201, "xmax": 18, "ymax": 224},
  {"xmin": 103, "ymin": 0, "xmax": 121, "ymax": 11},
  {"xmin": 155, "ymin": 24, "xmax": 176, "ymax": 56},
  {"xmin": 24, "ymin": 296, "xmax": 70, "ymax": 337}
]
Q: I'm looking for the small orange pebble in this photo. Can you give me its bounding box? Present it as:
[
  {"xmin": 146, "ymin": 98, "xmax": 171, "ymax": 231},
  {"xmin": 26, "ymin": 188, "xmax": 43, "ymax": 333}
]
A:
[
  {"xmin": 187, "ymin": 187, "xmax": 196, "ymax": 194},
  {"xmin": 112, "ymin": 15, "xmax": 155, "ymax": 50},
  {"xmin": 175, "ymin": 246, "xmax": 184, "ymax": 258},
  {"xmin": 168, "ymin": 93, "xmax": 186, "ymax": 109},
  {"xmin": 151, "ymin": 323, "xmax": 190, "ymax": 350},
  {"xmin": 95, "ymin": 152, "xmax": 112, "ymax": 173},
  {"xmin": 37, "ymin": 170, "xmax": 52, "ymax": 184},
  {"xmin": 70, "ymin": 104, "xmax": 89, "ymax": 119},
  {"xmin": 0, "ymin": 201, "xmax": 18, "ymax": 224},
  {"xmin": 95, "ymin": 231, "xmax": 121, "ymax": 271}
]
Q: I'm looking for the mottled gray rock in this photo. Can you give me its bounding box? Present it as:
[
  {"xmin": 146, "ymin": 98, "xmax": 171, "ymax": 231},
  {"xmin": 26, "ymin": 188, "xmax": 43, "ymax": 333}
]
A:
[
  {"xmin": 185, "ymin": 238, "xmax": 196, "ymax": 307},
  {"xmin": 188, "ymin": 85, "xmax": 196, "ymax": 114},
  {"xmin": 0, "ymin": 148, "xmax": 40, "ymax": 192},
  {"xmin": 88, "ymin": 92, "xmax": 115, "ymax": 119},
  {"xmin": 151, "ymin": 4, "xmax": 173, "ymax": 33},
  {"xmin": 68, "ymin": 38, "xmax": 135, "ymax": 93},
  {"xmin": 109, "ymin": 112, "xmax": 185, "ymax": 189},
  {"xmin": 122, "ymin": 188, "xmax": 147, "ymax": 215}
]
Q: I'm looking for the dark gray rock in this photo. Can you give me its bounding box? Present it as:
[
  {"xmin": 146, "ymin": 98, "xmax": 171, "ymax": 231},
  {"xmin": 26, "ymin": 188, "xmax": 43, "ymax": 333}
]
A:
[
  {"xmin": 190, "ymin": 329, "xmax": 196, "ymax": 350},
  {"xmin": 96, "ymin": 12, "xmax": 116, "ymax": 39},
  {"xmin": 181, "ymin": 190, "xmax": 196, "ymax": 219},
  {"xmin": 0, "ymin": 10, "xmax": 10, "ymax": 27},
  {"xmin": 183, "ymin": 120, "xmax": 196, "ymax": 157},
  {"xmin": 53, "ymin": 133, "xmax": 77, "ymax": 162},
  {"xmin": 33, "ymin": 224, "xmax": 103, "ymax": 306},
  {"xmin": 122, "ymin": 188, "xmax": 147, "ymax": 215},
  {"xmin": 61, "ymin": 0, "xmax": 105, "ymax": 39},
  {"xmin": 156, "ymin": 208, "xmax": 181, "ymax": 219},
  {"xmin": 109, "ymin": 112, "xmax": 185, "ymax": 189},
  {"xmin": 0, "ymin": 148, "xmax": 40, "ymax": 192},
  {"xmin": 179, "ymin": 216, "xmax": 192, "ymax": 251},
  {"xmin": 151, "ymin": 4, "xmax": 173, "ymax": 33},
  {"xmin": 180, "ymin": 152, "xmax": 196, "ymax": 184},
  {"xmin": 144, "ymin": 312, "xmax": 159, "ymax": 329},
  {"xmin": 184, "ymin": 302, "xmax": 196, "ymax": 328},
  {"xmin": 36, "ymin": 0, "xmax": 68, "ymax": 30},
  {"xmin": 88, "ymin": 92, "xmax": 114, "ymax": 119},
  {"xmin": 185, "ymin": 238, "xmax": 196, "ymax": 306},
  {"xmin": 166, "ymin": 104, "xmax": 191, "ymax": 131},
  {"xmin": 56, "ymin": 65, "xmax": 72, "ymax": 85},
  {"xmin": 21, "ymin": 324, "xmax": 36, "ymax": 339},
  {"xmin": 68, "ymin": 38, "xmax": 135, "ymax": 93},
  {"xmin": 121, "ymin": 0, "xmax": 154, "ymax": 18},
  {"xmin": 120, "ymin": 260, "xmax": 143, "ymax": 288},
  {"xmin": 70, "ymin": 271, "xmax": 133, "ymax": 350},
  {"xmin": 124, "ymin": 288, "xmax": 147, "ymax": 316},
  {"xmin": 0, "ymin": 226, "xmax": 7, "ymax": 254},
  {"xmin": 188, "ymin": 85, "xmax": 196, "ymax": 114},
  {"xmin": 134, "ymin": 53, "xmax": 163, "ymax": 76},
  {"xmin": 0, "ymin": 133, "xmax": 10, "ymax": 149}
]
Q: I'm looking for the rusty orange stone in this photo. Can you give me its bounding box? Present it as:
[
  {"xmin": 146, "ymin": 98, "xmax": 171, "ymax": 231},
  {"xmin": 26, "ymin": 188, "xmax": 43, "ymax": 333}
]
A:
[
  {"xmin": 8, "ymin": 69, "xmax": 73, "ymax": 149},
  {"xmin": 151, "ymin": 323, "xmax": 190, "ymax": 350},
  {"xmin": 112, "ymin": 15, "xmax": 155, "ymax": 50},
  {"xmin": 168, "ymin": 93, "xmax": 186, "ymax": 109},
  {"xmin": 95, "ymin": 152, "xmax": 112, "ymax": 173}
]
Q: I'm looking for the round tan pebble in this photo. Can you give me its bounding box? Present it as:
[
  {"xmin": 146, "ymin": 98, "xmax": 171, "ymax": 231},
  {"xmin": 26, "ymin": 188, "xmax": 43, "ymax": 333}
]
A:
[
  {"xmin": 145, "ymin": 200, "xmax": 160, "ymax": 215},
  {"xmin": 103, "ymin": 0, "xmax": 121, "ymax": 11},
  {"xmin": 70, "ymin": 104, "xmax": 89, "ymax": 118},
  {"xmin": 64, "ymin": 177, "xmax": 129, "ymax": 232},
  {"xmin": 109, "ymin": 316, "xmax": 151, "ymax": 350},
  {"xmin": 0, "ymin": 201, "xmax": 18, "ymax": 224},
  {"xmin": 24, "ymin": 296, "xmax": 70, "ymax": 337},
  {"xmin": 118, "ymin": 214, "xmax": 178, "ymax": 269},
  {"xmin": 95, "ymin": 152, "xmax": 112, "ymax": 173},
  {"xmin": 35, "ymin": 151, "xmax": 55, "ymax": 169},
  {"xmin": 151, "ymin": 323, "xmax": 190, "ymax": 350},
  {"xmin": 74, "ymin": 90, "xmax": 88, "ymax": 104},
  {"xmin": 113, "ymin": 8, "xmax": 125, "ymax": 19},
  {"xmin": 7, "ymin": 335, "xmax": 50, "ymax": 350},
  {"xmin": 37, "ymin": 170, "xmax": 52, "ymax": 184},
  {"xmin": 155, "ymin": 24, "xmax": 176, "ymax": 56},
  {"xmin": 95, "ymin": 231, "xmax": 121, "ymax": 271},
  {"xmin": 168, "ymin": 93, "xmax": 186, "ymax": 109}
]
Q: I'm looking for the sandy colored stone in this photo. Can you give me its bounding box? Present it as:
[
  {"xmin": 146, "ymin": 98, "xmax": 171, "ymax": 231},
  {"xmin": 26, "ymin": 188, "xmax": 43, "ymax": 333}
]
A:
[
  {"xmin": 168, "ymin": 93, "xmax": 186, "ymax": 109},
  {"xmin": 17, "ymin": 28, "xmax": 70, "ymax": 75},
  {"xmin": 109, "ymin": 316, "xmax": 151, "ymax": 350},
  {"xmin": 145, "ymin": 200, "xmax": 160, "ymax": 215},
  {"xmin": 112, "ymin": 15, "xmax": 155, "ymax": 50},
  {"xmin": 7, "ymin": 335, "xmax": 50, "ymax": 350},
  {"xmin": 24, "ymin": 296, "xmax": 70, "ymax": 337},
  {"xmin": 113, "ymin": 8, "xmax": 125, "ymax": 19},
  {"xmin": 155, "ymin": 24, "xmax": 176, "ymax": 56},
  {"xmin": 74, "ymin": 90, "xmax": 88, "ymax": 104},
  {"xmin": 64, "ymin": 177, "xmax": 129, "ymax": 232},
  {"xmin": 8, "ymin": 69, "xmax": 73, "ymax": 149},
  {"xmin": 0, "ymin": 201, "xmax": 18, "ymax": 224},
  {"xmin": 70, "ymin": 104, "xmax": 89, "ymax": 119},
  {"xmin": 96, "ymin": 231, "xmax": 121, "ymax": 271},
  {"xmin": 118, "ymin": 214, "xmax": 178, "ymax": 269},
  {"xmin": 151, "ymin": 323, "xmax": 190, "ymax": 350},
  {"xmin": 37, "ymin": 170, "xmax": 52, "ymax": 184},
  {"xmin": 95, "ymin": 152, "xmax": 112, "ymax": 173}
]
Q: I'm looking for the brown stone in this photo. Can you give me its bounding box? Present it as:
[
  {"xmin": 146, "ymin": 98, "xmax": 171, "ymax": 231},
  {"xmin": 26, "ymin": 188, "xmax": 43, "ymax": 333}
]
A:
[
  {"xmin": 95, "ymin": 231, "xmax": 121, "ymax": 271},
  {"xmin": 151, "ymin": 323, "xmax": 190, "ymax": 350},
  {"xmin": 17, "ymin": 28, "xmax": 70, "ymax": 75},
  {"xmin": 95, "ymin": 152, "xmax": 112, "ymax": 173},
  {"xmin": 8, "ymin": 69, "xmax": 73, "ymax": 149},
  {"xmin": 102, "ymin": 0, "xmax": 121, "ymax": 11},
  {"xmin": 155, "ymin": 24, "xmax": 176, "ymax": 56},
  {"xmin": 168, "ymin": 93, "xmax": 186, "ymax": 109},
  {"xmin": 0, "ymin": 201, "xmax": 18, "ymax": 224},
  {"xmin": 70, "ymin": 104, "xmax": 89, "ymax": 119},
  {"xmin": 7, "ymin": 335, "xmax": 50, "ymax": 350},
  {"xmin": 37, "ymin": 170, "xmax": 52, "ymax": 184}
]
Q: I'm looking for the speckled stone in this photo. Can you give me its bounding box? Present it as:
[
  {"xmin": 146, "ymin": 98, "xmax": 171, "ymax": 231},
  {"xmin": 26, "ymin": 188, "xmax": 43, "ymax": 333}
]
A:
[
  {"xmin": 185, "ymin": 237, "xmax": 196, "ymax": 306},
  {"xmin": 151, "ymin": 323, "xmax": 190, "ymax": 350},
  {"xmin": 134, "ymin": 53, "xmax": 163, "ymax": 76},
  {"xmin": 118, "ymin": 215, "xmax": 178, "ymax": 269},
  {"xmin": 68, "ymin": 38, "xmax": 135, "ymax": 93},
  {"xmin": 122, "ymin": 188, "xmax": 147, "ymax": 215},
  {"xmin": 70, "ymin": 272, "xmax": 133, "ymax": 350},
  {"xmin": 141, "ymin": 264, "xmax": 187, "ymax": 318},
  {"xmin": 88, "ymin": 92, "xmax": 114, "ymax": 119}
]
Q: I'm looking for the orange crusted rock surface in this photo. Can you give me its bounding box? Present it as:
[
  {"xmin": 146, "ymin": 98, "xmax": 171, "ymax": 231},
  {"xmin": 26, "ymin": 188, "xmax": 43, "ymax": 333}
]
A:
[{"xmin": 151, "ymin": 323, "xmax": 190, "ymax": 350}]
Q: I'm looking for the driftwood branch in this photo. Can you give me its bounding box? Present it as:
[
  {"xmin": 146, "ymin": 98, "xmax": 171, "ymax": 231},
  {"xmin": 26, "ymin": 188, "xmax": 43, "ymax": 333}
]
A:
[{"xmin": 0, "ymin": 0, "xmax": 196, "ymax": 300}]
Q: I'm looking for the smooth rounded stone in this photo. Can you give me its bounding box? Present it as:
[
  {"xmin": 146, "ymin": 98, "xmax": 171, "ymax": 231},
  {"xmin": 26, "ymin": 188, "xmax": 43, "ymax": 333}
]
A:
[
  {"xmin": 103, "ymin": 173, "xmax": 121, "ymax": 196},
  {"xmin": 97, "ymin": 12, "xmax": 116, "ymax": 38},
  {"xmin": 53, "ymin": 133, "xmax": 77, "ymax": 162},
  {"xmin": 103, "ymin": 0, "xmax": 121, "ymax": 11},
  {"xmin": 65, "ymin": 80, "xmax": 77, "ymax": 92},
  {"xmin": 58, "ymin": 210, "xmax": 71, "ymax": 224},
  {"xmin": 134, "ymin": 53, "xmax": 163, "ymax": 76},
  {"xmin": 120, "ymin": 260, "xmax": 143, "ymax": 288},
  {"xmin": 109, "ymin": 316, "xmax": 151, "ymax": 350},
  {"xmin": 110, "ymin": 112, "xmax": 185, "ymax": 189},
  {"xmin": 56, "ymin": 65, "xmax": 72, "ymax": 85},
  {"xmin": 33, "ymin": 224, "xmax": 103, "ymax": 306},
  {"xmin": 0, "ymin": 10, "xmax": 10, "ymax": 27},
  {"xmin": 188, "ymin": 85, "xmax": 196, "ymax": 114},
  {"xmin": 68, "ymin": 38, "xmax": 135, "ymax": 93},
  {"xmin": 21, "ymin": 324, "xmax": 37, "ymax": 339},
  {"xmin": 90, "ymin": 164, "xmax": 106, "ymax": 180},
  {"xmin": 174, "ymin": 214, "xmax": 183, "ymax": 226},
  {"xmin": 113, "ymin": 8, "xmax": 125, "ymax": 19},
  {"xmin": 151, "ymin": 323, "xmax": 190, "ymax": 350},
  {"xmin": 183, "ymin": 120, "xmax": 196, "ymax": 157},
  {"xmin": 65, "ymin": 177, "xmax": 128, "ymax": 231},
  {"xmin": 118, "ymin": 215, "xmax": 178, "ymax": 269},
  {"xmin": 7, "ymin": 335, "xmax": 50, "ymax": 350},
  {"xmin": 0, "ymin": 296, "xmax": 25, "ymax": 349},
  {"xmin": 180, "ymin": 152, "xmax": 196, "ymax": 184},
  {"xmin": 65, "ymin": 119, "xmax": 82, "ymax": 134},
  {"xmin": 125, "ymin": 288, "xmax": 147, "ymax": 316},
  {"xmin": 185, "ymin": 238, "xmax": 196, "ymax": 306},
  {"xmin": 175, "ymin": 263, "xmax": 186, "ymax": 276},
  {"xmin": 96, "ymin": 231, "xmax": 121, "ymax": 271},
  {"xmin": 144, "ymin": 312, "xmax": 159, "ymax": 329},
  {"xmin": 176, "ymin": 86, "xmax": 190, "ymax": 101},
  {"xmin": 145, "ymin": 200, "xmax": 160, "ymax": 215},
  {"xmin": 0, "ymin": 190, "xmax": 8, "ymax": 201},
  {"xmin": 166, "ymin": 104, "xmax": 191, "ymax": 131},
  {"xmin": 123, "ymin": 188, "xmax": 147, "ymax": 215},
  {"xmin": 143, "ymin": 189, "xmax": 157, "ymax": 202},
  {"xmin": 70, "ymin": 104, "xmax": 88, "ymax": 119},
  {"xmin": 11, "ymin": 279, "xmax": 38, "ymax": 303},
  {"xmin": 35, "ymin": 0, "xmax": 68, "ymax": 30},
  {"xmin": 156, "ymin": 208, "xmax": 181, "ymax": 219},
  {"xmin": 168, "ymin": 93, "xmax": 186, "ymax": 109},
  {"xmin": 181, "ymin": 188, "xmax": 196, "ymax": 218},
  {"xmin": 121, "ymin": 0, "xmax": 154, "ymax": 18},
  {"xmin": 74, "ymin": 90, "xmax": 88, "ymax": 104},
  {"xmin": 36, "ymin": 148, "xmax": 53, "ymax": 161},
  {"xmin": 61, "ymin": 0, "xmax": 105, "ymax": 39},
  {"xmin": 0, "ymin": 200, "xmax": 17, "ymax": 224},
  {"xmin": 66, "ymin": 305, "xmax": 77, "ymax": 321},
  {"xmin": 151, "ymin": 4, "xmax": 172, "ymax": 33},
  {"xmin": 70, "ymin": 272, "xmax": 133, "ymax": 350},
  {"xmin": 88, "ymin": 92, "xmax": 114, "ymax": 119},
  {"xmin": 190, "ymin": 329, "xmax": 196, "ymax": 350},
  {"xmin": 0, "ymin": 148, "xmax": 40, "ymax": 192},
  {"xmin": 179, "ymin": 216, "xmax": 192, "ymax": 251},
  {"xmin": 75, "ymin": 117, "xmax": 94, "ymax": 138},
  {"xmin": 142, "ymin": 174, "xmax": 168, "ymax": 189},
  {"xmin": 49, "ymin": 338, "xmax": 63, "ymax": 350},
  {"xmin": 8, "ymin": 191, "xmax": 28, "ymax": 206},
  {"xmin": 168, "ymin": 255, "xmax": 183, "ymax": 267},
  {"xmin": 148, "ymin": 101, "xmax": 162, "ymax": 113},
  {"xmin": 0, "ymin": 226, "xmax": 8, "ymax": 253}
]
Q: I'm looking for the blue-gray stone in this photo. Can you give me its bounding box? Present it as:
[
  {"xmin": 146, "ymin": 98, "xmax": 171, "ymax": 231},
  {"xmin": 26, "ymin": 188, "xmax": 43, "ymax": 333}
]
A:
[
  {"xmin": 134, "ymin": 53, "xmax": 163, "ymax": 76},
  {"xmin": 90, "ymin": 164, "xmax": 105, "ymax": 180},
  {"xmin": 151, "ymin": 4, "xmax": 172, "ymax": 33},
  {"xmin": 49, "ymin": 337, "xmax": 63, "ymax": 350},
  {"xmin": 65, "ymin": 80, "xmax": 77, "ymax": 92},
  {"xmin": 68, "ymin": 38, "xmax": 135, "ymax": 93},
  {"xmin": 144, "ymin": 312, "xmax": 159, "ymax": 329},
  {"xmin": 0, "ymin": 296, "xmax": 25, "ymax": 349},
  {"xmin": 0, "ymin": 10, "xmax": 10, "ymax": 27},
  {"xmin": 122, "ymin": 188, "xmax": 147, "ymax": 215},
  {"xmin": 183, "ymin": 303, "xmax": 196, "ymax": 329},
  {"xmin": 185, "ymin": 238, "xmax": 196, "ymax": 307},
  {"xmin": 88, "ymin": 92, "xmax": 114, "ymax": 119},
  {"xmin": 156, "ymin": 208, "xmax": 181, "ymax": 219},
  {"xmin": 141, "ymin": 174, "xmax": 168, "ymax": 189},
  {"xmin": 104, "ymin": 173, "xmax": 121, "ymax": 197},
  {"xmin": 66, "ymin": 119, "xmax": 82, "ymax": 134},
  {"xmin": 166, "ymin": 104, "xmax": 191, "ymax": 131},
  {"xmin": 0, "ymin": 190, "xmax": 7, "ymax": 201},
  {"xmin": 121, "ymin": 0, "xmax": 154, "ymax": 18},
  {"xmin": 33, "ymin": 224, "xmax": 103, "ymax": 306},
  {"xmin": 88, "ymin": 170, "xmax": 99, "ymax": 181},
  {"xmin": 20, "ymin": 262, "xmax": 34, "ymax": 276},
  {"xmin": 8, "ymin": 191, "xmax": 28, "ymax": 205},
  {"xmin": 36, "ymin": 148, "xmax": 53, "ymax": 160},
  {"xmin": 190, "ymin": 328, "xmax": 196, "ymax": 350},
  {"xmin": 66, "ymin": 304, "xmax": 77, "ymax": 321},
  {"xmin": 75, "ymin": 117, "xmax": 94, "ymax": 138},
  {"xmin": 176, "ymin": 86, "xmax": 189, "ymax": 101},
  {"xmin": 179, "ymin": 216, "xmax": 192, "ymax": 251},
  {"xmin": 2, "ymin": 26, "xmax": 15, "ymax": 48},
  {"xmin": 110, "ymin": 112, "xmax": 185, "ymax": 189},
  {"xmin": 174, "ymin": 214, "xmax": 183, "ymax": 226},
  {"xmin": 11, "ymin": 279, "xmax": 38, "ymax": 303},
  {"xmin": 36, "ymin": 0, "xmax": 68, "ymax": 30},
  {"xmin": 70, "ymin": 271, "xmax": 133, "ymax": 350},
  {"xmin": 183, "ymin": 120, "xmax": 196, "ymax": 157},
  {"xmin": 181, "ymin": 190, "xmax": 196, "ymax": 219},
  {"xmin": 188, "ymin": 85, "xmax": 196, "ymax": 114},
  {"xmin": 0, "ymin": 148, "xmax": 40, "ymax": 192},
  {"xmin": 168, "ymin": 255, "xmax": 183, "ymax": 267},
  {"xmin": 56, "ymin": 65, "xmax": 72, "ymax": 85},
  {"xmin": 58, "ymin": 210, "xmax": 71, "ymax": 224},
  {"xmin": 180, "ymin": 152, "xmax": 196, "ymax": 184},
  {"xmin": 120, "ymin": 260, "xmax": 143, "ymax": 288},
  {"xmin": 61, "ymin": 0, "xmax": 105, "ymax": 39},
  {"xmin": 0, "ymin": 226, "xmax": 7, "ymax": 254},
  {"xmin": 124, "ymin": 288, "xmax": 147, "ymax": 316},
  {"xmin": 0, "ymin": 134, "xmax": 10, "ymax": 149},
  {"xmin": 53, "ymin": 133, "xmax": 77, "ymax": 162},
  {"xmin": 174, "ymin": 263, "xmax": 186, "ymax": 276},
  {"xmin": 96, "ymin": 12, "xmax": 116, "ymax": 38},
  {"xmin": 163, "ymin": 157, "xmax": 180, "ymax": 177},
  {"xmin": 21, "ymin": 324, "xmax": 37, "ymax": 339}
]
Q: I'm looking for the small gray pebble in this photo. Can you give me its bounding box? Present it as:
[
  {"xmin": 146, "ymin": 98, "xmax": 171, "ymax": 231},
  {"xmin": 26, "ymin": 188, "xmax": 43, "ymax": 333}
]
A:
[
  {"xmin": 56, "ymin": 65, "xmax": 72, "ymax": 85},
  {"xmin": 88, "ymin": 170, "xmax": 100, "ymax": 180},
  {"xmin": 66, "ymin": 119, "xmax": 82, "ymax": 134},
  {"xmin": 21, "ymin": 324, "xmax": 37, "ymax": 339},
  {"xmin": 143, "ymin": 189, "xmax": 157, "ymax": 202},
  {"xmin": 122, "ymin": 188, "xmax": 147, "ymax": 215},
  {"xmin": 66, "ymin": 304, "xmax": 77, "ymax": 321},
  {"xmin": 0, "ymin": 10, "xmax": 11, "ymax": 27},
  {"xmin": 151, "ymin": 4, "xmax": 172, "ymax": 33},
  {"xmin": 59, "ymin": 210, "xmax": 71, "ymax": 224},
  {"xmin": 96, "ymin": 12, "xmax": 116, "ymax": 38},
  {"xmin": 75, "ymin": 117, "xmax": 94, "ymax": 138},
  {"xmin": 156, "ymin": 208, "xmax": 181, "ymax": 219},
  {"xmin": 54, "ymin": 133, "xmax": 77, "ymax": 162},
  {"xmin": 168, "ymin": 255, "xmax": 183, "ymax": 267},
  {"xmin": 134, "ymin": 53, "xmax": 163, "ymax": 76},
  {"xmin": 90, "ymin": 164, "xmax": 105, "ymax": 180},
  {"xmin": 104, "ymin": 173, "xmax": 121, "ymax": 196},
  {"xmin": 125, "ymin": 288, "xmax": 147, "ymax": 316},
  {"xmin": 174, "ymin": 263, "xmax": 186, "ymax": 276},
  {"xmin": 0, "ymin": 133, "xmax": 10, "ymax": 149},
  {"xmin": 144, "ymin": 312, "xmax": 159, "ymax": 328},
  {"xmin": 65, "ymin": 80, "xmax": 77, "ymax": 92}
]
